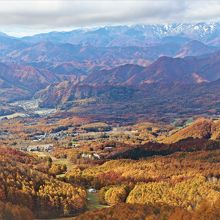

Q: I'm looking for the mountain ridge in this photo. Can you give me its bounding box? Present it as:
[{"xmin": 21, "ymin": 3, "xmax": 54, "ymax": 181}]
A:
[{"xmin": 19, "ymin": 23, "xmax": 220, "ymax": 46}]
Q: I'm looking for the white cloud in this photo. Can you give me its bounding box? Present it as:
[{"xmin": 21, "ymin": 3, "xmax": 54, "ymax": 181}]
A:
[{"xmin": 0, "ymin": 0, "xmax": 220, "ymax": 36}]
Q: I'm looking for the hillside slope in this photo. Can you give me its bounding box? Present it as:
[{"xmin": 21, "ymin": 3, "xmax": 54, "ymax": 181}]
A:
[{"xmin": 163, "ymin": 118, "xmax": 220, "ymax": 143}]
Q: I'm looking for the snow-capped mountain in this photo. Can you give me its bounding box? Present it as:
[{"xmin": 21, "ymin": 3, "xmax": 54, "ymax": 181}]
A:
[{"xmin": 19, "ymin": 23, "xmax": 220, "ymax": 46}]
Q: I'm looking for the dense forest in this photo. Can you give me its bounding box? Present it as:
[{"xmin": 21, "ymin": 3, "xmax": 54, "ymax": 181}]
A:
[
  {"xmin": 0, "ymin": 147, "xmax": 86, "ymax": 219},
  {"xmin": 74, "ymin": 201, "xmax": 220, "ymax": 220},
  {"xmin": 1, "ymin": 118, "xmax": 220, "ymax": 219},
  {"xmin": 64, "ymin": 150, "xmax": 220, "ymax": 219}
]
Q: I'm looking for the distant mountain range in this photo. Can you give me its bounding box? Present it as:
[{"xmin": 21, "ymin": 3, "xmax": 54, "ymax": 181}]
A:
[
  {"xmin": 18, "ymin": 23, "xmax": 220, "ymax": 46},
  {"xmin": 1, "ymin": 23, "xmax": 220, "ymax": 122},
  {"xmin": 2, "ymin": 23, "xmax": 220, "ymax": 62}
]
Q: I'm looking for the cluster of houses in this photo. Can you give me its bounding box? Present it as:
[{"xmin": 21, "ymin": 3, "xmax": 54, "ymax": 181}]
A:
[
  {"xmin": 81, "ymin": 152, "xmax": 101, "ymax": 160},
  {"xmin": 21, "ymin": 144, "xmax": 53, "ymax": 152},
  {"xmin": 31, "ymin": 131, "xmax": 71, "ymax": 141}
]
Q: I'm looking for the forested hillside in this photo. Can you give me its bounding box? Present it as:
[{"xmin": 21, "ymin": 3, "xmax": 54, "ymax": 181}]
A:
[{"xmin": 0, "ymin": 147, "xmax": 87, "ymax": 219}]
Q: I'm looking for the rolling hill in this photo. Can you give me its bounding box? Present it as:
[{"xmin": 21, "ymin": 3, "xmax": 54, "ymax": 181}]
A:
[{"xmin": 163, "ymin": 117, "xmax": 220, "ymax": 143}]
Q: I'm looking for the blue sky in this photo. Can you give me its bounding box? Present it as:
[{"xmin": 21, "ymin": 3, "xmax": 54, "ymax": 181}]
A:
[{"xmin": 1, "ymin": 0, "xmax": 220, "ymax": 37}]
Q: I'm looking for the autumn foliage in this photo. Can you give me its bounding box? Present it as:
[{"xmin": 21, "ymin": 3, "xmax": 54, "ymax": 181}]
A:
[{"xmin": 0, "ymin": 147, "xmax": 87, "ymax": 219}]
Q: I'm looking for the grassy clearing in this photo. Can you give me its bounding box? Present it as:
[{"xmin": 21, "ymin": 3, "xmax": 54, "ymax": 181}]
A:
[{"xmin": 87, "ymin": 192, "xmax": 109, "ymax": 210}]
